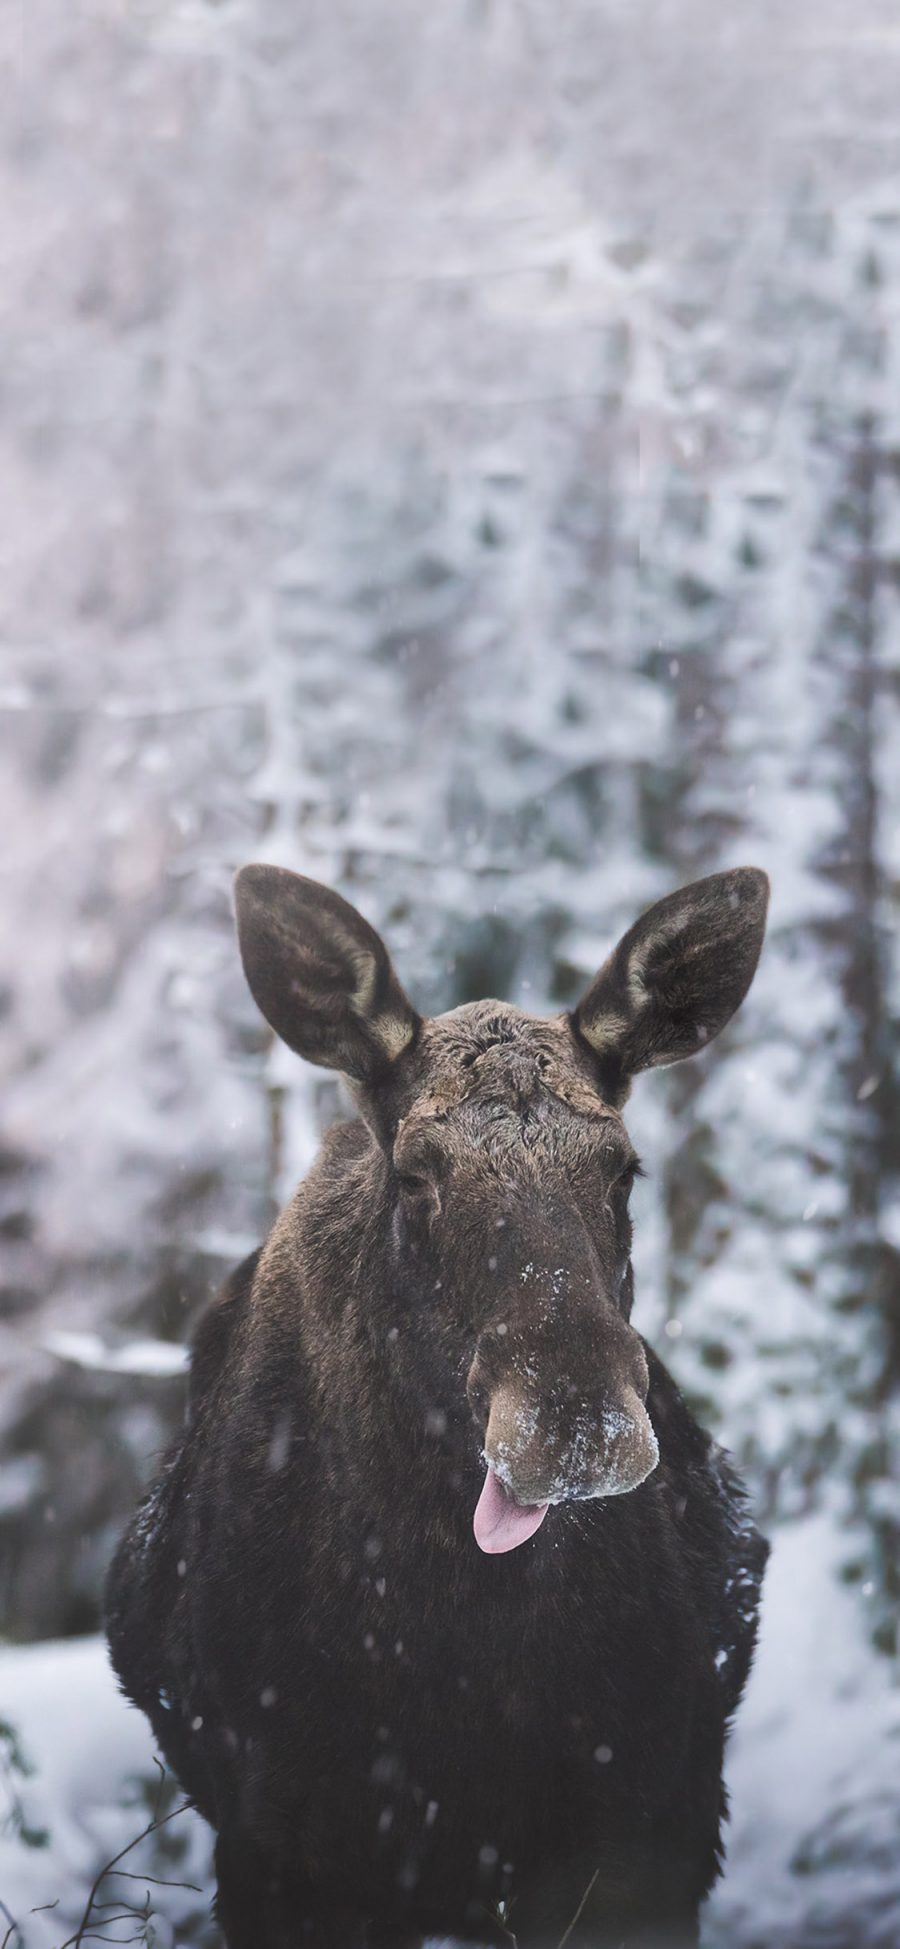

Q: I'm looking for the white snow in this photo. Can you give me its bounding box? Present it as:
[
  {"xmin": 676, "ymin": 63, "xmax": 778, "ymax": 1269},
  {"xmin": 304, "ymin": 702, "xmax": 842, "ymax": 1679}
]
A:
[
  {"xmin": 0, "ymin": 1637, "xmax": 213, "ymax": 1948},
  {"xmin": 41, "ymin": 1332, "xmax": 189, "ymax": 1378},
  {"xmin": 705, "ymin": 1516, "xmax": 900, "ymax": 1949}
]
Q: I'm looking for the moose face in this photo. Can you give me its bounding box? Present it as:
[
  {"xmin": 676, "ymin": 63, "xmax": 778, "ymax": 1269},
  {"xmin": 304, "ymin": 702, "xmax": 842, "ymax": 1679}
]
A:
[
  {"xmin": 389, "ymin": 1003, "xmax": 656, "ymax": 1551},
  {"xmin": 235, "ymin": 863, "xmax": 769, "ymax": 1555}
]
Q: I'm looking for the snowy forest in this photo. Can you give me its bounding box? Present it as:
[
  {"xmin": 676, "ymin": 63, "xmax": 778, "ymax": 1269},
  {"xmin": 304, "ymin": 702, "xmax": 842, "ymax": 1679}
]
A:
[{"xmin": 1, "ymin": 2, "xmax": 899, "ymax": 1944}]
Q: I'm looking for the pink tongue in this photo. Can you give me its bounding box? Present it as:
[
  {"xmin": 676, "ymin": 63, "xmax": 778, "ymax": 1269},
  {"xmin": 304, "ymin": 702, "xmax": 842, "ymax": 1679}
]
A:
[{"xmin": 473, "ymin": 1469, "xmax": 550, "ymax": 1555}]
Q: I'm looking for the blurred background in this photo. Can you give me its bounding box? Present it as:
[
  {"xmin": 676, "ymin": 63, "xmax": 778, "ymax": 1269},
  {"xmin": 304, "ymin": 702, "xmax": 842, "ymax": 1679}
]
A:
[{"xmin": 1, "ymin": 2, "xmax": 899, "ymax": 1944}]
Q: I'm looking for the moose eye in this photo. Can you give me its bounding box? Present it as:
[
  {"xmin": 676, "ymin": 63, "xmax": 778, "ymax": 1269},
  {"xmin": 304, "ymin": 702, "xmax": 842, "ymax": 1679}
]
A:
[
  {"xmin": 397, "ymin": 1172, "xmax": 430, "ymax": 1199},
  {"xmin": 617, "ymin": 1157, "xmax": 644, "ymax": 1197}
]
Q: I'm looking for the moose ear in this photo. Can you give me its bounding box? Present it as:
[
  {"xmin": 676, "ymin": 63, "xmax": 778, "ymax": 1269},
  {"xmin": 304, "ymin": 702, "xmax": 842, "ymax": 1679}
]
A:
[
  {"xmin": 234, "ymin": 865, "xmax": 420, "ymax": 1083},
  {"xmin": 572, "ymin": 868, "xmax": 769, "ymax": 1090}
]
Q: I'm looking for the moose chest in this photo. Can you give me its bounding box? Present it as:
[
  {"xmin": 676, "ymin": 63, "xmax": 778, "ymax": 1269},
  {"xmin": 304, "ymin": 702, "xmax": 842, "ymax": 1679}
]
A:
[{"xmin": 195, "ymin": 1459, "xmax": 708, "ymax": 1910}]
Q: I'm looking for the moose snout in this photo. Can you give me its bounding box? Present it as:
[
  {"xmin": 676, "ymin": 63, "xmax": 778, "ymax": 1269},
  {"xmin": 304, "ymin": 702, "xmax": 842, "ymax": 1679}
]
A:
[
  {"xmin": 483, "ymin": 1380, "xmax": 658, "ymax": 1505},
  {"xmin": 467, "ymin": 1319, "xmax": 659, "ymax": 1512}
]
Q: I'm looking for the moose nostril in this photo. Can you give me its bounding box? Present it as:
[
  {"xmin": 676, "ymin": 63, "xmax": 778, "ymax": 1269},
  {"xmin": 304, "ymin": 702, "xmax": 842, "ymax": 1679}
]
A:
[{"xmin": 599, "ymin": 1388, "xmax": 658, "ymax": 1494}]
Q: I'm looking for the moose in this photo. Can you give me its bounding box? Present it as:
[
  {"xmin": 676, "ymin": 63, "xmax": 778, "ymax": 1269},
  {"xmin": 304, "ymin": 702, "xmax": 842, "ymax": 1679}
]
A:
[{"xmin": 106, "ymin": 863, "xmax": 770, "ymax": 1949}]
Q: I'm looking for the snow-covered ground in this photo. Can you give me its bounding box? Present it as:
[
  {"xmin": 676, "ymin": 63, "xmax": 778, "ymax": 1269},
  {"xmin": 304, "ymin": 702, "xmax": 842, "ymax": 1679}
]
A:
[
  {"xmin": 0, "ymin": 1634, "xmax": 213, "ymax": 1948},
  {"xmin": 706, "ymin": 1516, "xmax": 900, "ymax": 1949}
]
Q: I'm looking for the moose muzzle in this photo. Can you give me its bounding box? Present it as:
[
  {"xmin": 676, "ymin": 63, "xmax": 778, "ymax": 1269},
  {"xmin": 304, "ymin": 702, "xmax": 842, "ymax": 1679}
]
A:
[{"xmin": 469, "ymin": 1316, "xmax": 659, "ymax": 1555}]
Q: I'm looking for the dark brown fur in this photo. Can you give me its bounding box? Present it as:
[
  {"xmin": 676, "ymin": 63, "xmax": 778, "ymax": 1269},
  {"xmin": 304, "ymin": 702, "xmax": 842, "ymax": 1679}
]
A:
[{"xmin": 106, "ymin": 866, "xmax": 770, "ymax": 1949}]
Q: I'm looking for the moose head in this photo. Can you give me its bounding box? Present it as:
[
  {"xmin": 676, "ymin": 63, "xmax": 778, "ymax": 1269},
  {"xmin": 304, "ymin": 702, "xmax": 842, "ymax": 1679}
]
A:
[{"xmin": 235, "ymin": 864, "xmax": 768, "ymax": 1556}]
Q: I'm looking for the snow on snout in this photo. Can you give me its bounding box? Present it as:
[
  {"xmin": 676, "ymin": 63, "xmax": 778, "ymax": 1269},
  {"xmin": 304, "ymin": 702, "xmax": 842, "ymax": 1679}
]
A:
[{"xmin": 476, "ymin": 1384, "xmax": 659, "ymax": 1553}]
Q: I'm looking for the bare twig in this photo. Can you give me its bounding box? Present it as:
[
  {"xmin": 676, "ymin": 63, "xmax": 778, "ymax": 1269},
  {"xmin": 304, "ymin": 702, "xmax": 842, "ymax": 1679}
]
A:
[
  {"xmin": 55, "ymin": 1787, "xmax": 196, "ymax": 1949},
  {"xmin": 103, "ymin": 1869, "xmax": 202, "ymax": 1895},
  {"xmin": 70, "ymin": 1929, "xmax": 146, "ymax": 1946},
  {"xmin": 555, "ymin": 1868, "xmax": 600, "ymax": 1949},
  {"xmin": 151, "ymin": 1756, "xmax": 166, "ymax": 1824},
  {"xmin": 1, "ymin": 1895, "xmax": 23, "ymax": 1949}
]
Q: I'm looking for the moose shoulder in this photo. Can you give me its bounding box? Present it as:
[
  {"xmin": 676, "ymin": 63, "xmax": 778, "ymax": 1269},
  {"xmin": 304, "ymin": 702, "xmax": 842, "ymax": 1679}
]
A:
[{"xmin": 106, "ymin": 865, "xmax": 771, "ymax": 1949}]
